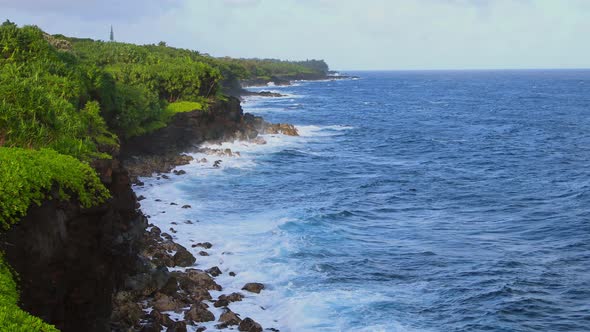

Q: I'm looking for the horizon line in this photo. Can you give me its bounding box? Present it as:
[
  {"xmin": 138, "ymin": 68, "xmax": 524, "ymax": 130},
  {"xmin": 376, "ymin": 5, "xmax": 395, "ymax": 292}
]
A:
[{"xmin": 336, "ymin": 67, "xmax": 590, "ymax": 72}]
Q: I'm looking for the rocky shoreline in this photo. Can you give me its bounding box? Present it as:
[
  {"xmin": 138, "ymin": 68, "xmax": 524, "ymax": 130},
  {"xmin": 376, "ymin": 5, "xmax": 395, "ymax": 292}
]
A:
[
  {"xmin": 111, "ymin": 94, "xmax": 300, "ymax": 331},
  {"xmin": 111, "ymin": 221, "xmax": 267, "ymax": 332},
  {"xmin": 0, "ymin": 84, "xmax": 300, "ymax": 332}
]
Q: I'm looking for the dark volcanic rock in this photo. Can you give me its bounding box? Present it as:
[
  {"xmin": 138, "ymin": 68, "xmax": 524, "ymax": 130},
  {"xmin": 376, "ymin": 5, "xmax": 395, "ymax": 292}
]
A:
[
  {"xmin": 140, "ymin": 323, "xmax": 162, "ymax": 332},
  {"xmin": 214, "ymin": 298, "xmax": 230, "ymax": 308},
  {"xmin": 184, "ymin": 303, "xmax": 215, "ymax": 323},
  {"xmin": 195, "ymin": 242, "xmax": 213, "ymax": 249},
  {"xmin": 239, "ymin": 317, "xmax": 263, "ymax": 332},
  {"xmin": 149, "ymin": 310, "xmax": 174, "ymax": 327},
  {"xmin": 242, "ymin": 283, "xmax": 265, "ymax": 294},
  {"xmin": 218, "ymin": 292, "xmax": 245, "ymax": 303},
  {"xmin": 0, "ymin": 158, "xmax": 146, "ymax": 332},
  {"xmin": 167, "ymin": 321, "xmax": 188, "ymax": 332},
  {"xmin": 206, "ymin": 266, "xmax": 222, "ymax": 277},
  {"xmin": 217, "ymin": 308, "xmax": 242, "ymax": 327},
  {"xmin": 174, "ymin": 247, "xmax": 196, "ymax": 267},
  {"xmin": 175, "ymin": 269, "xmax": 222, "ymax": 292},
  {"xmin": 153, "ymin": 293, "xmax": 183, "ymax": 312}
]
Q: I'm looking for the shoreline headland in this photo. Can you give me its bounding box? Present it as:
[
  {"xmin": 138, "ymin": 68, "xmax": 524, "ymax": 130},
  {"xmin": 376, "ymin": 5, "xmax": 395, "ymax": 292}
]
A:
[{"xmin": 0, "ymin": 21, "xmax": 337, "ymax": 332}]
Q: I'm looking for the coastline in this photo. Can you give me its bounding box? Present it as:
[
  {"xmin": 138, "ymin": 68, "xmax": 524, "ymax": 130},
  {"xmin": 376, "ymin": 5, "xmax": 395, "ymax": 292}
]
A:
[
  {"xmin": 0, "ymin": 74, "xmax": 339, "ymax": 332},
  {"xmin": 110, "ymin": 82, "xmax": 307, "ymax": 331}
]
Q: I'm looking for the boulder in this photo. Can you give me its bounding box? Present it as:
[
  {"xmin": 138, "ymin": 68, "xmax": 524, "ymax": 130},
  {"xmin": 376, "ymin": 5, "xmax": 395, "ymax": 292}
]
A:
[
  {"xmin": 176, "ymin": 269, "xmax": 222, "ymax": 291},
  {"xmin": 174, "ymin": 247, "xmax": 196, "ymax": 267},
  {"xmin": 153, "ymin": 293, "xmax": 183, "ymax": 312},
  {"xmin": 140, "ymin": 323, "xmax": 162, "ymax": 332},
  {"xmin": 159, "ymin": 276, "xmax": 178, "ymax": 296},
  {"xmin": 149, "ymin": 310, "xmax": 174, "ymax": 327},
  {"xmin": 213, "ymin": 299, "xmax": 229, "ymax": 308},
  {"xmin": 168, "ymin": 321, "xmax": 188, "ymax": 332},
  {"xmin": 205, "ymin": 266, "xmax": 222, "ymax": 277},
  {"xmin": 195, "ymin": 242, "xmax": 213, "ymax": 249},
  {"xmin": 184, "ymin": 303, "xmax": 215, "ymax": 323},
  {"xmin": 218, "ymin": 292, "xmax": 244, "ymax": 303},
  {"xmin": 217, "ymin": 308, "xmax": 242, "ymax": 327},
  {"xmin": 242, "ymin": 282, "xmax": 264, "ymax": 294},
  {"xmin": 238, "ymin": 317, "xmax": 263, "ymax": 332}
]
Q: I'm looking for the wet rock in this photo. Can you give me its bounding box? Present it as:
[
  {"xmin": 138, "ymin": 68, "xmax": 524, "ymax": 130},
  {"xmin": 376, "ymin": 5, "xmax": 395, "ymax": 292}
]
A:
[
  {"xmin": 155, "ymin": 199, "xmax": 162, "ymax": 202},
  {"xmin": 198, "ymin": 251, "xmax": 209, "ymax": 256},
  {"xmin": 153, "ymin": 293, "xmax": 183, "ymax": 312},
  {"xmin": 150, "ymin": 310, "xmax": 174, "ymax": 327},
  {"xmin": 152, "ymin": 251, "xmax": 175, "ymax": 268},
  {"xmin": 239, "ymin": 317, "xmax": 263, "ymax": 332},
  {"xmin": 187, "ymin": 287, "xmax": 213, "ymax": 302},
  {"xmin": 159, "ymin": 276, "xmax": 178, "ymax": 296},
  {"xmin": 218, "ymin": 292, "xmax": 244, "ymax": 303},
  {"xmin": 111, "ymin": 291, "xmax": 144, "ymax": 327},
  {"xmin": 251, "ymin": 137, "xmax": 267, "ymax": 145},
  {"xmin": 242, "ymin": 283, "xmax": 264, "ymax": 294},
  {"xmin": 173, "ymin": 170, "xmax": 187, "ymax": 175},
  {"xmin": 182, "ymin": 205, "xmax": 192, "ymax": 209},
  {"xmin": 162, "ymin": 174, "xmax": 170, "ymax": 179},
  {"xmin": 229, "ymin": 272, "xmax": 236, "ymax": 277},
  {"xmin": 175, "ymin": 269, "xmax": 222, "ymax": 292},
  {"xmin": 214, "ymin": 298, "xmax": 229, "ymax": 308},
  {"xmin": 161, "ymin": 233, "xmax": 173, "ymax": 241},
  {"xmin": 138, "ymin": 195, "xmax": 146, "ymax": 201},
  {"xmin": 195, "ymin": 242, "xmax": 213, "ymax": 249},
  {"xmin": 140, "ymin": 323, "xmax": 162, "ymax": 332},
  {"xmin": 257, "ymin": 91, "xmax": 285, "ymax": 97},
  {"xmin": 263, "ymin": 123, "xmax": 299, "ymax": 136},
  {"xmin": 196, "ymin": 327, "xmax": 207, "ymax": 332},
  {"xmin": 217, "ymin": 308, "xmax": 242, "ymax": 327},
  {"xmin": 185, "ymin": 220, "xmax": 194, "ymax": 224},
  {"xmin": 184, "ymin": 303, "xmax": 215, "ymax": 323},
  {"xmin": 168, "ymin": 321, "xmax": 188, "ymax": 332},
  {"xmin": 213, "ymin": 160, "xmax": 222, "ymax": 168},
  {"xmin": 174, "ymin": 247, "xmax": 196, "ymax": 267},
  {"xmin": 199, "ymin": 158, "xmax": 208, "ymax": 163},
  {"xmin": 205, "ymin": 266, "xmax": 222, "ymax": 277},
  {"xmin": 170, "ymin": 228, "xmax": 177, "ymax": 234},
  {"xmin": 170, "ymin": 202, "xmax": 178, "ymax": 206}
]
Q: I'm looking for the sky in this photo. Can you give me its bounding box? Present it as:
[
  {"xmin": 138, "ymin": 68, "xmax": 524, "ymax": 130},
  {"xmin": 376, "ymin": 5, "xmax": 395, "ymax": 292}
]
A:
[{"xmin": 1, "ymin": 0, "xmax": 589, "ymax": 70}]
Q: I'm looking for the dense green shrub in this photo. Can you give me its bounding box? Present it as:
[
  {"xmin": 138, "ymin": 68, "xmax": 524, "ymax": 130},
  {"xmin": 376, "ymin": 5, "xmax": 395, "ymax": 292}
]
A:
[
  {"xmin": 0, "ymin": 23, "xmax": 116, "ymax": 159},
  {"xmin": 0, "ymin": 148, "xmax": 110, "ymax": 229}
]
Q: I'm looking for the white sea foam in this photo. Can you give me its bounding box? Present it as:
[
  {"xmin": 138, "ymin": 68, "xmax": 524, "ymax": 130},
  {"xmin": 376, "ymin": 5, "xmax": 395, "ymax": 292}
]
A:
[{"xmin": 132, "ymin": 89, "xmax": 367, "ymax": 331}]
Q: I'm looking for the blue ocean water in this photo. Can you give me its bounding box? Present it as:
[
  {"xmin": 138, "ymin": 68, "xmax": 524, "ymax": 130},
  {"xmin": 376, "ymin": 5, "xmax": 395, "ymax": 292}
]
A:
[{"xmin": 137, "ymin": 70, "xmax": 590, "ymax": 332}]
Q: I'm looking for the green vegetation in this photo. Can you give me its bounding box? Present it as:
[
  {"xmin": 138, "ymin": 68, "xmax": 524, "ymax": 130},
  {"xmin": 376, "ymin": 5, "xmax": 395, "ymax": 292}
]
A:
[
  {"xmin": 0, "ymin": 148, "xmax": 110, "ymax": 229},
  {"xmin": 166, "ymin": 101, "xmax": 206, "ymax": 114},
  {"xmin": 0, "ymin": 19, "xmax": 329, "ymax": 329}
]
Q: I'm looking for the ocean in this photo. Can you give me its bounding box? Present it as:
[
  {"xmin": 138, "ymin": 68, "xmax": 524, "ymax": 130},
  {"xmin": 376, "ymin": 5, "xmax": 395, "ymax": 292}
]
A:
[{"xmin": 135, "ymin": 70, "xmax": 590, "ymax": 331}]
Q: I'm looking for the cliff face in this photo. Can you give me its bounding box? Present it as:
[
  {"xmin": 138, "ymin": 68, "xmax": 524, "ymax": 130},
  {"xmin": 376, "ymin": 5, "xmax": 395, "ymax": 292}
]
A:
[
  {"xmin": 0, "ymin": 96, "xmax": 261, "ymax": 332},
  {"xmin": 0, "ymin": 158, "xmax": 146, "ymax": 332},
  {"xmin": 121, "ymin": 97, "xmax": 249, "ymax": 158}
]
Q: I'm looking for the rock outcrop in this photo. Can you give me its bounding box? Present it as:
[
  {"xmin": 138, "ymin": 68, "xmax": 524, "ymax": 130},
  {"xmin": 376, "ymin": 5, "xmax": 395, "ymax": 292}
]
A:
[{"xmin": 0, "ymin": 158, "xmax": 146, "ymax": 332}]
